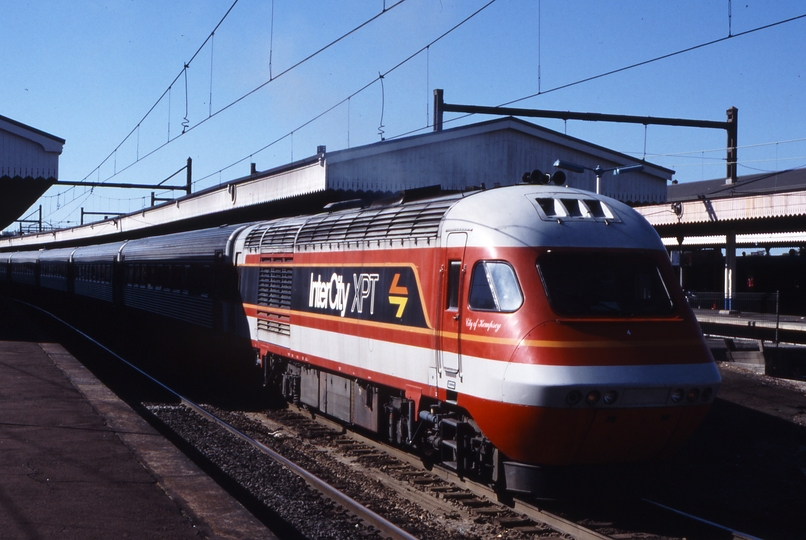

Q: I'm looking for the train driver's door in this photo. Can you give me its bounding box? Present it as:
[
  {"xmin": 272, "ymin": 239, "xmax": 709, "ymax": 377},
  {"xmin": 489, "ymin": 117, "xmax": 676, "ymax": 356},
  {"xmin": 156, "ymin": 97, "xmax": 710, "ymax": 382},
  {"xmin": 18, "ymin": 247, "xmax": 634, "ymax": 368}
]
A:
[{"xmin": 439, "ymin": 232, "xmax": 467, "ymax": 378}]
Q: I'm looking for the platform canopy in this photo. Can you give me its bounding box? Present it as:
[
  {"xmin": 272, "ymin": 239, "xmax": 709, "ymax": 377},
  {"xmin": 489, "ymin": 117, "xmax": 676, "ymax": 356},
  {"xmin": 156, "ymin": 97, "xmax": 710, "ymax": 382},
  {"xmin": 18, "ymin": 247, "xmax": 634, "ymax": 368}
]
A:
[
  {"xmin": 1, "ymin": 117, "xmax": 672, "ymax": 251},
  {"xmin": 0, "ymin": 114, "xmax": 65, "ymax": 231},
  {"xmin": 636, "ymin": 168, "xmax": 806, "ymax": 242}
]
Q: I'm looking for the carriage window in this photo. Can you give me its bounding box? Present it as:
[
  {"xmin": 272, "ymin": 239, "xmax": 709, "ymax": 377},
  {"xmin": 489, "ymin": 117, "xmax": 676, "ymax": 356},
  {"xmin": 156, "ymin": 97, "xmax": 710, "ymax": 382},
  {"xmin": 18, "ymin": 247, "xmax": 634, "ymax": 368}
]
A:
[
  {"xmin": 469, "ymin": 261, "xmax": 523, "ymax": 312},
  {"xmin": 537, "ymin": 251, "xmax": 675, "ymax": 317},
  {"xmin": 132, "ymin": 265, "xmax": 141, "ymax": 287},
  {"xmin": 200, "ymin": 265, "xmax": 214, "ymax": 298},
  {"xmin": 187, "ymin": 265, "xmax": 201, "ymax": 296}
]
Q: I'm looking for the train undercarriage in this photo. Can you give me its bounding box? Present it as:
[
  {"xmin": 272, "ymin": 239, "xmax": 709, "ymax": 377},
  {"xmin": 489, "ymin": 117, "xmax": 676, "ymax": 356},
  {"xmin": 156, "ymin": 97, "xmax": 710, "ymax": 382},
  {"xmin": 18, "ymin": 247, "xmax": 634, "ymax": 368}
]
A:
[{"xmin": 263, "ymin": 354, "xmax": 506, "ymax": 489}]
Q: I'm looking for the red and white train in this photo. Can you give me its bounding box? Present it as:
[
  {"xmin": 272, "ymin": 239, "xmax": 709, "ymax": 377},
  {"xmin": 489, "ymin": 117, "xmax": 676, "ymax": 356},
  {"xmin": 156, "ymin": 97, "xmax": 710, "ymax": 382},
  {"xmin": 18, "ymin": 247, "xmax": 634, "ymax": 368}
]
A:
[{"xmin": 1, "ymin": 183, "xmax": 720, "ymax": 492}]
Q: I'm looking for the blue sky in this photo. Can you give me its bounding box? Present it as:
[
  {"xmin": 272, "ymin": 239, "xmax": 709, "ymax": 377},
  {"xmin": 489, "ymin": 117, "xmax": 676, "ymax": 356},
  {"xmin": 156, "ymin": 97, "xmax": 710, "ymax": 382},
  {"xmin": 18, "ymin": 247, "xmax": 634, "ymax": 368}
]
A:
[{"xmin": 3, "ymin": 0, "xmax": 805, "ymax": 231}]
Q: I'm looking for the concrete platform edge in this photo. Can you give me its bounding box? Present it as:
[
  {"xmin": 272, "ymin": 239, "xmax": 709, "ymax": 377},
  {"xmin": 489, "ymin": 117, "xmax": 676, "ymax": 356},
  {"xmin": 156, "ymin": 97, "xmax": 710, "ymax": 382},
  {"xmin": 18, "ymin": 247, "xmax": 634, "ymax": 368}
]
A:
[{"xmin": 39, "ymin": 342, "xmax": 275, "ymax": 540}]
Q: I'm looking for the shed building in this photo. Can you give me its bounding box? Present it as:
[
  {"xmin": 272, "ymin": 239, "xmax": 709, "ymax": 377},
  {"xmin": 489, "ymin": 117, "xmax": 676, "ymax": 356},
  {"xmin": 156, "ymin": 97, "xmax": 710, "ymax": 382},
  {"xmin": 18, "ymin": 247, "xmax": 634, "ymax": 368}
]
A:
[
  {"xmin": 325, "ymin": 117, "xmax": 672, "ymax": 204},
  {"xmin": 2, "ymin": 116, "xmax": 671, "ymax": 250}
]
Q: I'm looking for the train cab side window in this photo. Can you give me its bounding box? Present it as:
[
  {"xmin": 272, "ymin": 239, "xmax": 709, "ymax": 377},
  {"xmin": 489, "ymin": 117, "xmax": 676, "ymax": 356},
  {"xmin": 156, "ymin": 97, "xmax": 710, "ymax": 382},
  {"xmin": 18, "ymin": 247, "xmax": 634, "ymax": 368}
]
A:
[
  {"xmin": 469, "ymin": 261, "xmax": 523, "ymax": 312},
  {"xmin": 446, "ymin": 261, "xmax": 462, "ymax": 310}
]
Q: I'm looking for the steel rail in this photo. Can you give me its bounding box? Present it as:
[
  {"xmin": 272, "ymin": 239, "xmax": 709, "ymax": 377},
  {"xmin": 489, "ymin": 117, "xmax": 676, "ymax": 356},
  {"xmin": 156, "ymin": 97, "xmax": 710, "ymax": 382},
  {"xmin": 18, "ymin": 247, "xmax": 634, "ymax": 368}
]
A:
[
  {"xmin": 295, "ymin": 408, "xmax": 613, "ymax": 540},
  {"xmin": 642, "ymin": 499, "xmax": 763, "ymax": 540},
  {"xmin": 19, "ymin": 300, "xmax": 419, "ymax": 540},
  {"xmin": 183, "ymin": 402, "xmax": 419, "ymax": 540}
]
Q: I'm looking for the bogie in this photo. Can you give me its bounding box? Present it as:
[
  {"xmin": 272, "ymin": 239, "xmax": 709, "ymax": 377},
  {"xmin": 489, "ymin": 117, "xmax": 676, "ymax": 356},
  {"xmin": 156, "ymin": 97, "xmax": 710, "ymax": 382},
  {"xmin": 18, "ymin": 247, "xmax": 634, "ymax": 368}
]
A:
[{"xmin": 271, "ymin": 356, "xmax": 500, "ymax": 485}]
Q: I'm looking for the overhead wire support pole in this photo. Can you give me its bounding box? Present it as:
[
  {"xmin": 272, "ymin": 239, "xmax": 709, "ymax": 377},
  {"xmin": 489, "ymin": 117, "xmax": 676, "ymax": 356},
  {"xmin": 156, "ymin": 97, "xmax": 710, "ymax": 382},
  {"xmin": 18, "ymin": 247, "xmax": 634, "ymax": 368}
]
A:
[
  {"xmin": 15, "ymin": 205, "xmax": 42, "ymax": 234},
  {"xmin": 436, "ymin": 90, "xmax": 743, "ymax": 318},
  {"xmin": 726, "ymin": 107, "xmax": 738, "ymax": 184},
  {"xmin": 55, "ymin": 157, "xmax": 193, "ymax": 193},
  {"xmin": 186, "ymin": 157, "xmax": 193, "ymax": 195},
  {"xmin": 433, "ymin": 89, "xmax": 739, "ymax": 183},
  {"xmin": 81, "ymin": 209, "xmax": 126, "ymax": 226},
  {"xmin": 433, "ymin": 91, "xmax": 731, "ymax": 131},
  {"xmin": 53, "ymin": 181, "xmax": 189, "ymax": 191}
]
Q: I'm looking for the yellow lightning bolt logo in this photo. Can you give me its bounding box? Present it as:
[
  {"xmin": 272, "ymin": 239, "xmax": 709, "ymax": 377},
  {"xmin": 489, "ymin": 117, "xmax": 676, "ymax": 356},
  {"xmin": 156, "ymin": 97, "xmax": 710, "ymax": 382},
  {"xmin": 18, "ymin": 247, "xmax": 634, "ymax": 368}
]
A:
[{"xmin": 388, "ymin": 273, "xmax": 408, "ymax": 318}]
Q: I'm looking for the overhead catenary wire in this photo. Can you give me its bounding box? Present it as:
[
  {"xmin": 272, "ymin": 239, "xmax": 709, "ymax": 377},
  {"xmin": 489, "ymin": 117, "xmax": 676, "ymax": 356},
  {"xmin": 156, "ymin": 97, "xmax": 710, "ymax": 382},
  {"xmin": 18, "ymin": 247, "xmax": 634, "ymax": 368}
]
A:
[
  {"xmin": 198, "ymin": 3, "xmax": 804, "ymax": 192},
  {"xmin": 209, "ymin": 32, "xmax": 215, "ymax": 118},
  {"xmin": 269, "ymin": 0, "xmax": 275, "ymax": 80},
  {"xmin": 646, "ymin": 135, "xmax": 806, "ymax": 160},
  {"xmin": 36, "ymin": 0, "xmax": 409, "ymax": 227},
  {"xmin": 38, "ymin": 4, "xmax": 806, "ymax": 226},
  {"xmin": 70, "ymin": 0, "xmax": 407, "ymax": 195},
  {"xmin": 81, "ymin": 0, "xmax": 241, "ymax": 183},
  {"xmin": 501, "ymin": 12, "xmax": 806, "ymax": 107},
  {"xmin": 385, "ymin": 9, "xmax": 806, "ymax": 175},
  {"xmin": 416, "ymin": 10, "xmax": 806, "ymax": 142},
  {"xmin": 193, "ymin": 0, "xmax": 498, "ymax": 188}
]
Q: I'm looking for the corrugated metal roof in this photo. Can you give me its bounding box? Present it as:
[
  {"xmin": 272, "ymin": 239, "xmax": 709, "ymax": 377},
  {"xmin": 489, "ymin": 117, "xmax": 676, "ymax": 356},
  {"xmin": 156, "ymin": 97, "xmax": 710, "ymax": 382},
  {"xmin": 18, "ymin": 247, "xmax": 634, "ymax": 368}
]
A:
[
  {"xmin": 0, "ymin": 115, "xmax": 65, "ymax": 230},
  {"xmin": 325, "ymin": 117, "xmax": 671, "ymax": 204},
  {"xmin": 39, "ymin": 246, "xmax": 78, "ymax": 262},
  {"xmin": 0, "ymin": 160, "xmax": 327, "ymax": 250},
  {"xmin": 121, "ymin": 224, "xmax": 248, "ymax": 262},
  {"xmin": 0, "ymin": 115, "xmax": 65, "ymax": 147},
  {"xmin": 662, "ymin": 231, "xmax": 806, "ymax": 247},
  {"xmin": 8, "ymin": 250, "xmax": 41, "ymax": 263},
  {"xmin": 638, "ymin": 189, "xmax": 806, "ymax": 227},
  {"xmin": 72, "ymin": 242, "xmax": 127, "ymax": 262},
  {"xmin": 668, "ymin": 168, "xmax": 806, "ymax": 202}
]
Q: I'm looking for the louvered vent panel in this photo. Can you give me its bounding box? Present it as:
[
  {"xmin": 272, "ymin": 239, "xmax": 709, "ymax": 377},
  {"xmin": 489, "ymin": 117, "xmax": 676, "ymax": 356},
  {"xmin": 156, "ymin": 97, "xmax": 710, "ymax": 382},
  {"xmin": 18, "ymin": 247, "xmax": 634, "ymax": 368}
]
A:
[
  {"xmin": 257, "ymin": 314, "xmax": 291, "ymax": 336},
  {"xmin": 257, "ymin": 267, "xmax": 293, "ymax": 308},
  {"xmin": 344, "ymin": 214, "xmax": 377, "ymax": 239},
  {"xmin": 296, "ymin": 198, "xmax": 455, "ymax": 244},
  {"xmin": 296, "ymin": 215, "xmax": 338, "ymax": 244},
  {"xmin": 411, "ymin": 208, "xmax": 445, "ymax": 233},
  {"xmin": 534, "ymin": 197, "xmax": 617, "ymax": 222},
  {"xmin": 260, "ymin": 225, "xmax": 301, "ymax": 253},
  {"xmin": 324, "ymin": 216, "xmax": 351, "ymax": 241},
  {"xmin": 244, "ymin": 225, "xmax": 269, "ymax": 251},
  {"xmin": 363, "ymin": 212, "xmax": 397, "ymax": 239}
]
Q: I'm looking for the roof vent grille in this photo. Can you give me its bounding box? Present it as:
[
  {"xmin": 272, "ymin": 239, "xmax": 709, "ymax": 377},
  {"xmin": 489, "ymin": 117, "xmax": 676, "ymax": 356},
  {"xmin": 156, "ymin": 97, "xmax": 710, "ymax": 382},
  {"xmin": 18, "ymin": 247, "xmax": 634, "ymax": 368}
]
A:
[{"xmin": 534, "ymin": 197, "xmax": 618, "ymax": 222}]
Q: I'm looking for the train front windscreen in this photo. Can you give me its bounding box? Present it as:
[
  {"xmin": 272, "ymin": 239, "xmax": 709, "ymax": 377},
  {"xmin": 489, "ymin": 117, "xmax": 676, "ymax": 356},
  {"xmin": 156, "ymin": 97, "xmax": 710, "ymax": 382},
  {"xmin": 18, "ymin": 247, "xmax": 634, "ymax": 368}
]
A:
[{"xmin": 537, "ymin": 251, "xmax": 676, "ymax": 318}]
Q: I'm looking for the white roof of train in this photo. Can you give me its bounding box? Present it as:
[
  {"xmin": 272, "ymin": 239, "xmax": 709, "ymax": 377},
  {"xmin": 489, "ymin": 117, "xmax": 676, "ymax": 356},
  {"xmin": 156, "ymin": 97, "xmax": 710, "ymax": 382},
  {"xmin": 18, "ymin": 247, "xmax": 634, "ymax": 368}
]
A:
[{"xmin": 445, "ymin": 185, "xmax": 664, "ymax": 250}]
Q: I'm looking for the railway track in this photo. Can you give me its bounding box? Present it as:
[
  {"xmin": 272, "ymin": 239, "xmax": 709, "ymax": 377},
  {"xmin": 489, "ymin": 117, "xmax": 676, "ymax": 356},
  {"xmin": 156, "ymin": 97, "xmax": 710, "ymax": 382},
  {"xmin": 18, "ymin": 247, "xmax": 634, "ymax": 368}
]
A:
[
  {"xmin": 147, "ymin": 403, "xmax": 419, "ymax": 539},
  {"xmin": 233, "ymin": 404, "xmax": 763, "ymax": 540},
  {"xmin": 21, "ymin": 298, "xmax": 764, "ymax": 540}
]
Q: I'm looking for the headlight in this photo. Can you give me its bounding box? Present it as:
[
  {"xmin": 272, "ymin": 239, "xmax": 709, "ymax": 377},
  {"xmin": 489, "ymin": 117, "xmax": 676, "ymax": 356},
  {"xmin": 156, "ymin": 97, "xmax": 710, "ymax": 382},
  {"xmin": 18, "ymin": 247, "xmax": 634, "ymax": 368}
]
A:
[
  {"xmin": 566, "ymin": 390, "xmax": 582, "ymax": 405},
  {"xmin": 585, "ymin": 390, "xmax": 600, "ymax": 406},
  {"xmin": 686, "ymin": 388, "xmax": 700, "ymax": 403},
  {"xmin": 603, "ymin": 390, "xmax": 618, "ymax": 405},
  {"xmin": 670, "ymin": 388, "xmax": 684, "ymax": 403}
]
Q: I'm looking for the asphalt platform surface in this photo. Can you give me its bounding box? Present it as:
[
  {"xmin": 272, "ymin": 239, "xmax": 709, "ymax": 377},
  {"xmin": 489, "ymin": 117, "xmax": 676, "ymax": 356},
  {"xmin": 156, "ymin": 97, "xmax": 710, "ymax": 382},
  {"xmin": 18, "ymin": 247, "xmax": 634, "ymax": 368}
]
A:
[{"xmin": 0, "ymin": 297, "xmax": 276, "ymax": 539}]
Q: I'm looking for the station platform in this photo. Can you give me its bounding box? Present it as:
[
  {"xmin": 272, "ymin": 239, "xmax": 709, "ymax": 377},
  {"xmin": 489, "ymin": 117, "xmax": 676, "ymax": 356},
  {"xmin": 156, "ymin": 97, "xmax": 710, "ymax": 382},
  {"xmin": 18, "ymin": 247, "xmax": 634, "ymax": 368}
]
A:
[
  {"xmin": 694, "ymin": 308, "xmax": 806, "ymax": 336},
  {"xmin": 0, "ymin": 299, "xmax": 276, "ymax": 539}
]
